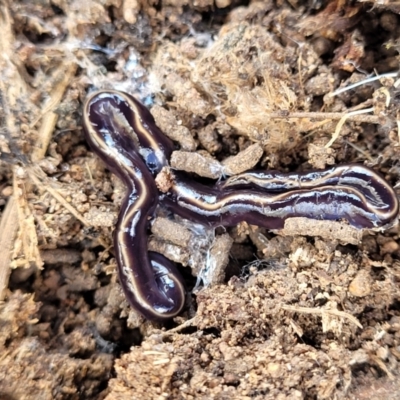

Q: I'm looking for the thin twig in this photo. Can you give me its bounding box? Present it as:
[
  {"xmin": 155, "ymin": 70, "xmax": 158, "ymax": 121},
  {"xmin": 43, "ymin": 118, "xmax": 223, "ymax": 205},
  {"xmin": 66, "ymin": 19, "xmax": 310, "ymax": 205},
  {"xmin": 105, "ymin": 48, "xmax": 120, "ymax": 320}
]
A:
[
  {"xmin": 329, "ymin": 72, "xmax": 398, "ymax": 97},
  {"xmin": 342, "ymin": 139, "xmax": 374, "ymax": 162},
  {"xmin": 281, "ymin": 304, "xmax": 363, "ymax": 329},
  {"xmin": 161, "ymin": 317, "xmax": 197, "ymax": 336},
  {"xmin": 31, "ymin": 62, "xmax": 77, "ymax": 162},
  {"xmin": 26, "ymin": 168, "xmax": 90, "ymax": 227},
  {"xmin": 0, "ymin": 197, "xmax": 18, "ymax": 300},
  {"xmin": 0, "ymin": 2, "xmax": 32, "ymax": 297},
  {"xmin": 265, "ymin": 111, "xmax": 380, "ymax": 124}
]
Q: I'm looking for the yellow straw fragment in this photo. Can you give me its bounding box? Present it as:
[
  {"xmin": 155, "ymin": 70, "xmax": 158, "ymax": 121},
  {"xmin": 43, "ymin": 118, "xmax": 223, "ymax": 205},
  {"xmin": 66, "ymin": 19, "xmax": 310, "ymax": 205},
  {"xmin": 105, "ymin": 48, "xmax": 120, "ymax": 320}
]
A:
[{"xmin": 325, "ymin": 107, "xmax": 374, "ymax": 148}]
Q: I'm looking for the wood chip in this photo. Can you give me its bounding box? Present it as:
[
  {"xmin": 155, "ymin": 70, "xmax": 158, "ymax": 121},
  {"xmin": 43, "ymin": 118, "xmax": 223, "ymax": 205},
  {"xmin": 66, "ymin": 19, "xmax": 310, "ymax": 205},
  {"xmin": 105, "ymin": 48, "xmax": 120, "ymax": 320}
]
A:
[
  {"xmin": 170, "ymin": 151, "xmax": 223, "ymax": 179},
  {"xmin": 222, "ymin": 143, "xmax": 263, "ymax": 175},
  {"xmin": 151, "ymin": 105, "xmax": 197, "ymax": 151},
  {"xmin": 277, "ymin": 217, "xmax": 363, "ymax": 245},
  {"xmin": 349, "ymin": 269, "xmax": 371, "ymax": 297}
]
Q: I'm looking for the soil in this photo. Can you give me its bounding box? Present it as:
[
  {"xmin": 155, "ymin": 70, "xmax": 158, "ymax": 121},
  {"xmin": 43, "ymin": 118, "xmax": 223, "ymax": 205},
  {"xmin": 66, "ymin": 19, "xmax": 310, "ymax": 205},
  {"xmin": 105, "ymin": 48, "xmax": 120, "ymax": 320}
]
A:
[{"xmin": 0, "ymin": 0, "xmax": 400, "ymax": 399}]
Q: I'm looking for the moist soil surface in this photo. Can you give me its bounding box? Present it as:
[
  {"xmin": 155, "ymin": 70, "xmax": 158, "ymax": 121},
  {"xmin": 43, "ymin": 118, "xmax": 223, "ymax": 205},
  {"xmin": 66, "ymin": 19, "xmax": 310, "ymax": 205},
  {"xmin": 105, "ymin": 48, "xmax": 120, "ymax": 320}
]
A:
[{"xmin": 0, "ymin": 1, "xmax": 400, "ymax": 399}]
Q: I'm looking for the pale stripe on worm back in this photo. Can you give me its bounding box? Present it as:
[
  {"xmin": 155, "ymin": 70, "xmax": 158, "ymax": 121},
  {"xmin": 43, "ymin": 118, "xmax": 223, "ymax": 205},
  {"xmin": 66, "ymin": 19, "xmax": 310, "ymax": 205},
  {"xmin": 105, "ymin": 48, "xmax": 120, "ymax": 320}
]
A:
[
  {"xmin": 215, "ymin": 164, "xmax": 399, "ymax": 228},
  {"xmin": 158, "ymin": 166, "xmax": 398, "ymax": 231}
]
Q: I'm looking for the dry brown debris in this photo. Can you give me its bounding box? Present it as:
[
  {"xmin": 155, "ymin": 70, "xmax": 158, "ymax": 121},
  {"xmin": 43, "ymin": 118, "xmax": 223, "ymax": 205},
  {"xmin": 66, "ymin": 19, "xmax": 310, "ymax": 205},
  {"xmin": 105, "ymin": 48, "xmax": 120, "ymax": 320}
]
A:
[
  {"xmin": 278, "ymin": 217, "xmax": 363, "ymax": 246},
  {"xmin": 107, "ymin": 269, "xmax": 358, "ymax": 399},
  {"xmin": 0, "ymin": 0, "xmax": 400, "ymax": 399},
  {"xmin": 222, "ymin": 143, "xmax": 264, "ymax": 175},
  {"xmin": 0, "ymin": 292, "xmax": 113, "ymax": 399},
  {"xmin": 171, "ymin": 150, "xmax": 223, "ymax": 179},
  {"xmin": 151, "ymin": 105, "xmax": 197, "ymax": 151}
]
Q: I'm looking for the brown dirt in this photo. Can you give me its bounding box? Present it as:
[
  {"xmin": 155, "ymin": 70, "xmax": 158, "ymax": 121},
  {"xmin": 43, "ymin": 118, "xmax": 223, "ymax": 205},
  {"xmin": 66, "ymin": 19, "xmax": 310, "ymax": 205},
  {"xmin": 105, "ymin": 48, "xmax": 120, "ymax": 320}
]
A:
[{"xmin": 0, "ymin": 0, "xmax": 400, "ymax": 399}]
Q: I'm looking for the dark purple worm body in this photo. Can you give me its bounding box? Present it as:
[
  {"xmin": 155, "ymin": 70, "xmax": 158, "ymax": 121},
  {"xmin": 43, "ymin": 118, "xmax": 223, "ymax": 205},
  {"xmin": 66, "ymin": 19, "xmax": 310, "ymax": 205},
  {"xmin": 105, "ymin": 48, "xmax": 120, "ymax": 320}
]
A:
[
  {"xmin": 159, "ymin": 165, "xmax": 398, "ymax": 230},
  {"xmin": 83, "ymin": 92, "xmax": 185, "ymax": 321},
  {"xmin": 82, "ymin": 90, "xmax": 399, "ymax": 320}
]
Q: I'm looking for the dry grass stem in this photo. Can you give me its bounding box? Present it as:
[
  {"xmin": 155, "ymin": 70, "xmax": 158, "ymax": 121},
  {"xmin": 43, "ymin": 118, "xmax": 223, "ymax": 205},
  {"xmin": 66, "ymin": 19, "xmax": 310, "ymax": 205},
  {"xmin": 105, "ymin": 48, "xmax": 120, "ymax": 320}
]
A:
[
  {"xmin": 281, "ymin": 304, "xmax": 363, "ymax": 329},
  {"xmin": 26, "ymin": 167, "xmax": 89, "ymax": 227},
  {"xmin": 12, "ymin": 168, "xmax": 43, "ymax": 270},
  {"xmin": 0, "ymin": 197, "xmax": 18, "ymax": 300},
  {"xmin": 31, "ymin": 62, "xmax": 77, "ymax": 162},
  {"xmin": 265, "ymin": 110, "xmax": 379, "ymax": 124},
  {"xmin": 329, "ymin": 72, "xmax": 397, "ymax": 97},
  {"xmin": 325, "ymin": 108, "xmax": 375, "ymax": 148}
]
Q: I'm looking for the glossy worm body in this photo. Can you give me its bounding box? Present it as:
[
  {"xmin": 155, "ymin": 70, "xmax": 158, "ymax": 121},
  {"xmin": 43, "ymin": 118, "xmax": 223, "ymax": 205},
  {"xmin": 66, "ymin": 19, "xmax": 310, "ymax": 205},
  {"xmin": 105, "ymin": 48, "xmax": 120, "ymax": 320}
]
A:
[
  {"xmin": 159, "ymin": 164, "xmax": 398, "ymax": 230},
  {"xmin": 82, "ymin": 90, "xmax": 399, "ymax": 321},
  {"xmin": 83, "ymin": 92, "xmax": 185, "ymax": 321}
]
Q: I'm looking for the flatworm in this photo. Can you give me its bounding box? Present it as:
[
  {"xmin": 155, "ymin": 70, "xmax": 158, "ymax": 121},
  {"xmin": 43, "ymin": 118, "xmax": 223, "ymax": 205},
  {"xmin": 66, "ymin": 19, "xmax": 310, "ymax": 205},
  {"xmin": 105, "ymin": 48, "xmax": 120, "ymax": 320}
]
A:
[{"xmin": 83, "ymin": 90, "xmax": 399, "ymax": 320}]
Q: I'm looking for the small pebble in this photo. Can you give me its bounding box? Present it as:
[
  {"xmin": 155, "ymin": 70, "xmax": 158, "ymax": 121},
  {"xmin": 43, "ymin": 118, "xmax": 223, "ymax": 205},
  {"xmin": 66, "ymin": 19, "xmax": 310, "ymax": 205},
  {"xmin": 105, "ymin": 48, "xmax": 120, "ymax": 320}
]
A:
[{"xmin": 349, "ymin": 269, "xmax": 371, "ymax": 297}]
